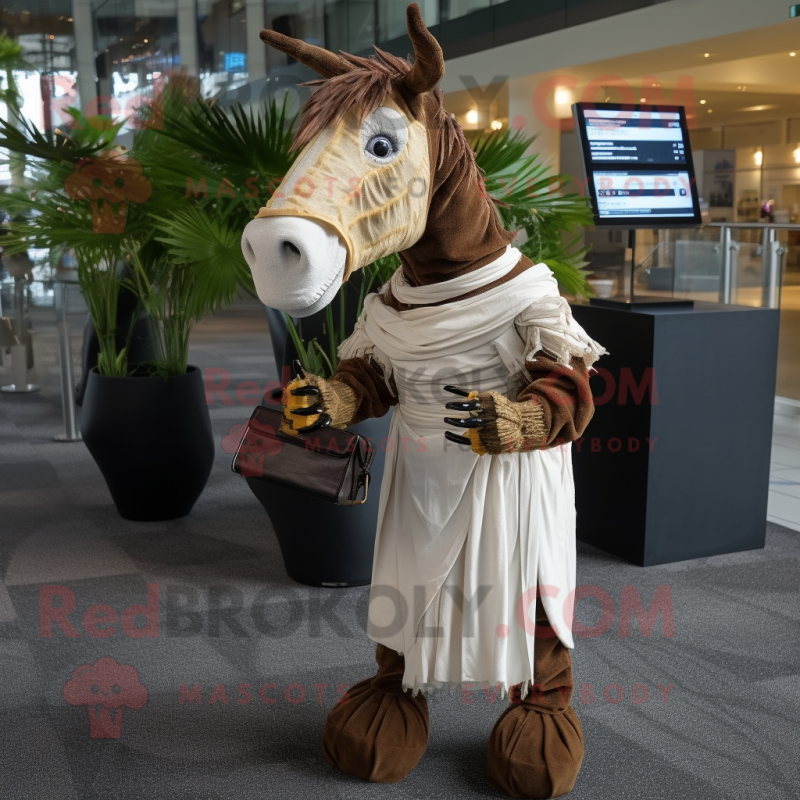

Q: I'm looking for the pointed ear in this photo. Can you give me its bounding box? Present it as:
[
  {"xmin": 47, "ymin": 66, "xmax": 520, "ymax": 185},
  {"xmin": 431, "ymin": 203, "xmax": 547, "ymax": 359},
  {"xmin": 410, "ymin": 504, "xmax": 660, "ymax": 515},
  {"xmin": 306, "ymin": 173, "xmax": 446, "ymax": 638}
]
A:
[
  {"xmin": 402, "ymin": 3, "xmax": 444, "ymax": 95},
  {"xmin": 260, "ymin": 30, "xmax": 355, "ymax": 79}
]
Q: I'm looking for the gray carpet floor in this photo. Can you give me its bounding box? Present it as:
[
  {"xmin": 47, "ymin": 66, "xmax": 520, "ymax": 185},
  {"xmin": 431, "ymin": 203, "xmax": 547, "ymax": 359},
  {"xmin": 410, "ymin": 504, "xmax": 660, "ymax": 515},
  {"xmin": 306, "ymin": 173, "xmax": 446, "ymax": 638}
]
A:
[{"xmin": 0, "ymin": 294, "xmax": 798, "ymax": 800}]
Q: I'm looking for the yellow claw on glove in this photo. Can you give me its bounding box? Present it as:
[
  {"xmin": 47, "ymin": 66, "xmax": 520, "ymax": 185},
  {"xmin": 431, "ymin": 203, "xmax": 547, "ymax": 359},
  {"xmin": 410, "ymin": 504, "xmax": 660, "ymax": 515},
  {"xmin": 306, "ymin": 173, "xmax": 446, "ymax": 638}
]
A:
[
  {"xmin": 281, "ymin": 373, "xmax": 358, "ymax": 433},
  {"xmin": 281, "ymin": 376, "xmax": 320, "ymax": 436},
  {"xmin": 465, "ymin": 392, "xmax": 487, "ymax": 456},
  {"xmin": 444, "ymin": 387, "xmax": 547, "ymax": 456}
]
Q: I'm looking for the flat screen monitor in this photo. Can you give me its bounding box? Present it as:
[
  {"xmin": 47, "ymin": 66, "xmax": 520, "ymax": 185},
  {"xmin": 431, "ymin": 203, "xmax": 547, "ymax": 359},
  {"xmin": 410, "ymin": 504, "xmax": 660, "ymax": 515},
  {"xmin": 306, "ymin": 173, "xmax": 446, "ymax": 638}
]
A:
[{"xmin": 572, "ymin": 103, "xmax": 702, "ymax": 228}]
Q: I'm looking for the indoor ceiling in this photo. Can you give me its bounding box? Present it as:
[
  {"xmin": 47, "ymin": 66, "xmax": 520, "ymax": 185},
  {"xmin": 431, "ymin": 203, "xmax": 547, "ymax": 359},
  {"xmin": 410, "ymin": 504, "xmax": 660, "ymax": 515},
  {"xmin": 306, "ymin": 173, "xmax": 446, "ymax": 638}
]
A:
[{"xmin": 443, "ymin": 16, "xmax": 800, "ymax": 131}]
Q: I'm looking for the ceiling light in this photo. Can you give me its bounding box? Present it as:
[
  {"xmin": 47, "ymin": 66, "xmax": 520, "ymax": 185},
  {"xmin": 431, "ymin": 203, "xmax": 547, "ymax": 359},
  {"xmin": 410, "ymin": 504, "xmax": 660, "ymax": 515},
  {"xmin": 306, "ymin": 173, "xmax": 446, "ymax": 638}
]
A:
[
  {"xmin": 704, "ymin": 52, "xmax": 710, "ymax": 58},
  {"xmin": 144, "ymin": 38, "xmax": 149, "ymax": 43},
  {"xmin": 700, "ymin": 99, "xmax": 706, "ymax": 104},
  {"xmin": 741, "ymin": 104, "xmax": 778, "ymax": 112},
  {"xmin": 466, "ymin": 109, "xmax": 478, "ymax": 124},
  {"xmin": 640, "ymin": 97, "xmax": 646, "ymax": 102},
  {"xmin": 754, "ymin": 149, "xmax": 763, "ymax": 166},
  {"xmin": 554, "ymin": 87, "xmax": 571, "ymax": 104},
  {"xmin": 491, "ymin": 120, "xmax": 503, "ymax": 131},
  {"xmin": 794, "ymin": 147, "xmax": 800, "ymax": 163},
  {"xmin": 792, "ymin": 52, "xmax": 797, "ymax": 56},
  {"xmin": 707, "ymin": 109, "xmax": 713, "ymax": 113}
]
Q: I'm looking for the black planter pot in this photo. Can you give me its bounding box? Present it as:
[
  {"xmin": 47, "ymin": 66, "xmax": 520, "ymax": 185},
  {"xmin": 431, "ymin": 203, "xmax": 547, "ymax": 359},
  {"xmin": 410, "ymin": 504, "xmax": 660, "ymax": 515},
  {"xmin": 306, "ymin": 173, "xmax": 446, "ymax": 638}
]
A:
[
  {"xmin": 255, "ymin": 292, "xmax": 391, "ymax": 587},
  {"xmin": 246, "ymin": 413, "xmax": 390, "ymax": 587},
  {"xmin": 81, "ymin": 366, "xmax": 214, "ymax": 521},
  {"xmin": 76, "ymin": 280, "xmax": 157, "ymax": 406}
]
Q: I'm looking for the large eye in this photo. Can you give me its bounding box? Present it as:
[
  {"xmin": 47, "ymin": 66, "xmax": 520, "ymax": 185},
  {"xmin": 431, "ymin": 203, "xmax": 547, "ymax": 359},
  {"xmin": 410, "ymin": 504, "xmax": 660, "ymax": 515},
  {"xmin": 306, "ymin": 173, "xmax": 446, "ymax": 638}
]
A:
[
  {"xmin": 367, "ymin": 136, "xmax": 393, "ymax": 159},
  {"xmin": 361, "ymin": 106, "xmax": 409, "ymax": 165}
]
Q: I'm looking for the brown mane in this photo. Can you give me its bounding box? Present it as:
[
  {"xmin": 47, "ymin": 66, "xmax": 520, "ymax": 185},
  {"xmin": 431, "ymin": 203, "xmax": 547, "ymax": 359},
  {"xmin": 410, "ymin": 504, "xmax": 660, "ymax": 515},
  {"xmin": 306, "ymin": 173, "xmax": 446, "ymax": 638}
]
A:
[{"xmin": 292, "ymin": 46, "xmax": 477, "ymax": 176}]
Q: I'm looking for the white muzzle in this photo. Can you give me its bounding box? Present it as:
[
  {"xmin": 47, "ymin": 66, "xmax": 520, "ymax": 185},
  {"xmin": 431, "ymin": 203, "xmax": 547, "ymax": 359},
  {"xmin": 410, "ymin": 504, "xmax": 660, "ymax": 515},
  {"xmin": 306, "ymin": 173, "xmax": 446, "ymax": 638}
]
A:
[{"xmin": 241, "ymin": 216, "xmax": 347, "ymax": 318}]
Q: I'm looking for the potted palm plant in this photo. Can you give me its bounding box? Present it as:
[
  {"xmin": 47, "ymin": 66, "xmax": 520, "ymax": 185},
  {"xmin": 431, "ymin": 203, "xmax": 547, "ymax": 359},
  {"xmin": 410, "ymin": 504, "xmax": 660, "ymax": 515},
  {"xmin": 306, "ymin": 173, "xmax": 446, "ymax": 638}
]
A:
[
  {"xmin": 128, "ymin": 90, "xmax": 393, "ymax": 584},
  {"xmin": 0, "ymin": 83, "xmax": 291, "ymax": 520}
]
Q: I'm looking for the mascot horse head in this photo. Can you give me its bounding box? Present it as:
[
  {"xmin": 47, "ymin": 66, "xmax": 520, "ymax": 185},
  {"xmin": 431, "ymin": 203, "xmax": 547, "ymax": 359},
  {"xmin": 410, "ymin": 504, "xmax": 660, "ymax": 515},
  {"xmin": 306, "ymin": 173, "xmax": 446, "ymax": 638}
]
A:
[{"xmin": 242, "ymin": 3, "xmax": 514, "ymax": 317}]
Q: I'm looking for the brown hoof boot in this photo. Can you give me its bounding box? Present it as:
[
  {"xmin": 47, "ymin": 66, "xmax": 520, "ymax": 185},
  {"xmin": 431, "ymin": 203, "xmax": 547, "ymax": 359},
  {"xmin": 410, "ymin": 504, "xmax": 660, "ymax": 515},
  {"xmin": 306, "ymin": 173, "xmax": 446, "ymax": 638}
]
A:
[
  {"xmin": 487, "ymin": 698, "xmax": 583, "ymax": 798},
  {"xmin": 323, "ymin": 644, "xmax": 429, "ymax": 783},
  {"xmin": 487, "ymin": 601, "xmax": 584, "ymax": 798}
]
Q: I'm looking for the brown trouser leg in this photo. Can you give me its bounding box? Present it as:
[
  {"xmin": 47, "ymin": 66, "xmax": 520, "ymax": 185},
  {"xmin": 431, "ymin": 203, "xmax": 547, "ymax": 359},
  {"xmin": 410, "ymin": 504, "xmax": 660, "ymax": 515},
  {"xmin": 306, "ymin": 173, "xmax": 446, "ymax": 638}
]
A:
[
  {"xmin": 323, "ymin": 644, "xmax": 429, "ymax": 783},
  {"xmin": 487, "ymin": 600, "xmax": 584, "ymax": 798}
]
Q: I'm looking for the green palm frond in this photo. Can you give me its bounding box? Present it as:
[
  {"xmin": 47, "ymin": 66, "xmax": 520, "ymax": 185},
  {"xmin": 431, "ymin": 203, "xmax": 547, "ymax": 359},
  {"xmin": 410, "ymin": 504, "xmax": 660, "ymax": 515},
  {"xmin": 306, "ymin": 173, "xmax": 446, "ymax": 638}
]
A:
[
  {"xmin": 0, "ymin": 32, "xmax": 32, "ymax": 71},
  {"xmin": 153, "ymin": 206, "xmax": 254, "ymax": 319},
  {"xmin": 0, "ymin": 113, "xmax": 116, "ymax": 161},
  {"xmin": 0, "ymin": 32, "xmax": 34, "ymax": 116},
  {"xmin": 133, "ymin": 92, "xmax": 296, "ymax": 214},
  {"xmin": 159, "ymin": 98, "xmax": 296, "ymax": 175},
  {"xmin": 473, "ymin": 127, "xmax": 594, "ymax": 298},
  {"xmin": 0, "ymin": 82, "xmax": 293, "ymax": 377}
]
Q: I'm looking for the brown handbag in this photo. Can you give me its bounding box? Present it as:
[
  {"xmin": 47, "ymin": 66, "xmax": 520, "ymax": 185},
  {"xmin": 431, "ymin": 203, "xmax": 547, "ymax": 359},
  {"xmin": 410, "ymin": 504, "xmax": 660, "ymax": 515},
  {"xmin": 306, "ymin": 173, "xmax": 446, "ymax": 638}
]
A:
[{"xmin": 231, "ymin": 404, "xmax": 374, "ymax": 506}]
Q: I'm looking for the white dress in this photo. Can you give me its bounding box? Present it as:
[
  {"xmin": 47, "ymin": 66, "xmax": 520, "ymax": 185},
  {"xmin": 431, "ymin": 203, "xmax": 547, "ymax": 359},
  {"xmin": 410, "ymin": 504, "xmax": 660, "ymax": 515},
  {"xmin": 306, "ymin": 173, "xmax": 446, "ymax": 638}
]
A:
[{"xmin": 339, "ymin": 247, "xmax": 606, "ymax": 695}]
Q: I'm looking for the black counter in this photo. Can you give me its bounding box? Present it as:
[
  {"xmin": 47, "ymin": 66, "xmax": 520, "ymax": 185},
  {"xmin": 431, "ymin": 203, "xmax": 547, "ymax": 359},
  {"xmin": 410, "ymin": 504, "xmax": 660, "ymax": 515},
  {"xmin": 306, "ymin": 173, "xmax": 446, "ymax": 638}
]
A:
[{"xmin": 571, "ymin": 301, "xmax": 780, "ymax": 566}]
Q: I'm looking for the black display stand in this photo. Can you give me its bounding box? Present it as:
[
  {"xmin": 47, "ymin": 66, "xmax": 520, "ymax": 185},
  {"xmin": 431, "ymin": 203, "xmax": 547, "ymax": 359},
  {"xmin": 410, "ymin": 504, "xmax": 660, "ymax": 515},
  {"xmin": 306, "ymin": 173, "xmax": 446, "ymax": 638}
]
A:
[{"xmin": 571, "ymin": 301, "xmax": 780, "ymax": 566}]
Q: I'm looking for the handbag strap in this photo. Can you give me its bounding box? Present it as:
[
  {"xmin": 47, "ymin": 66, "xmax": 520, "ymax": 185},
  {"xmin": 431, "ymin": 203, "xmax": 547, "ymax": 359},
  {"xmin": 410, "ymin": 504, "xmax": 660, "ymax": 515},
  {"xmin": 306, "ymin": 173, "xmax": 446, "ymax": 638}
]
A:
[{"xmin": 350, "ymin": 435, "xmax": 373, "ymax": 505}]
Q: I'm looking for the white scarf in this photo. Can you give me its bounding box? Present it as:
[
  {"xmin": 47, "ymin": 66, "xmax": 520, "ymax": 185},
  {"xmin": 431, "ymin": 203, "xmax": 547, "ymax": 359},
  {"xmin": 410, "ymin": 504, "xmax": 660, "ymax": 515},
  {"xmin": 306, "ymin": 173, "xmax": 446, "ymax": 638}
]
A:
[
  {"xmin": 340, "ymin": 247, "xmax": 606, "ymax": 378},
  {"xmin": 389, "ymin": 245, "xmax": 523, "ymax": 305}
]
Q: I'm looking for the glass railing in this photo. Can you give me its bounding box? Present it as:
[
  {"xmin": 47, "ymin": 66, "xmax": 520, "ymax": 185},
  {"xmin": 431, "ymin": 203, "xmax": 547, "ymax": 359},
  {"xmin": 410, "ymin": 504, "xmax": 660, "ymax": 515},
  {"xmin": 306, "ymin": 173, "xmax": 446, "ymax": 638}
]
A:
[
  {"xmin": 584, "ymin": 223, "xmax": 800, "ymax": 401},
  {"xmin": 585, "ymin": 224, "xmax": 799, "ymax": 307}
]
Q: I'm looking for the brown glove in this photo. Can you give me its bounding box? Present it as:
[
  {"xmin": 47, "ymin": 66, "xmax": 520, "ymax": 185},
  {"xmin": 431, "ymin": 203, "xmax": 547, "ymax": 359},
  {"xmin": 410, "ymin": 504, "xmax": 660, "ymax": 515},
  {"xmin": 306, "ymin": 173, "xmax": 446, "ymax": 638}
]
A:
[
  {"xmin": 282, "ymin": 373, "xmax": 357, "ymax": 433},
  {"xmin": 445, "ymin": 389, "xmax": 546, "ymax": 456}
]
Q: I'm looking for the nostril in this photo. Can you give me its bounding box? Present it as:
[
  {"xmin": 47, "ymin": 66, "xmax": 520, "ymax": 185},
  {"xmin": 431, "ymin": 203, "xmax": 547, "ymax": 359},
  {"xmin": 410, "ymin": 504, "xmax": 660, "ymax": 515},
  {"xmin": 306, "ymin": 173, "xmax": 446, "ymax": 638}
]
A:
[{"xmin": 282, "ymin": 240, "xmax": 301, "ymax": 258}]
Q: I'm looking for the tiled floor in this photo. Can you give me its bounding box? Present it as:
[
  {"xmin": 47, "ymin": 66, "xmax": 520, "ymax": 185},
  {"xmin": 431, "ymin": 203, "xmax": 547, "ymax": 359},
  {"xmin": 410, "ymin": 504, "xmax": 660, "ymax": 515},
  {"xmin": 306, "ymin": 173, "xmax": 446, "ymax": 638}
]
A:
[{"xmin": 769, "ymin": 401, "xmax": 800, "ymax": 532}]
